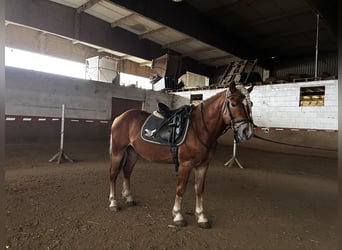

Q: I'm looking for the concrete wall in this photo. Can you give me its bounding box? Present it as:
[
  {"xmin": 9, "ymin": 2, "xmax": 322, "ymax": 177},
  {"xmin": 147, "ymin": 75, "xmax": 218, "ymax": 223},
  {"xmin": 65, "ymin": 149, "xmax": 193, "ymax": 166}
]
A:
[
  {"xmin": 172, "ymin": 80, "xmax": 338, "ymax": 131},
  {"xmin": 5, "ymin": 67, "xmax": 176, "ymax": 143},
  {"xmin": 5, "ymin": 67, "xmax": 174, "ymax": 119}
]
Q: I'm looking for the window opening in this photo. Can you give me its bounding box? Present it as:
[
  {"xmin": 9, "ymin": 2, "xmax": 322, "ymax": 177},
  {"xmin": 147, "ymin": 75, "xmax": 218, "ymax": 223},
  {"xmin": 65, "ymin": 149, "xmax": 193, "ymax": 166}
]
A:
[
  {"xmin": 299, "ymin": 86, "xmax": 325, "ymax": 106},
  {"xmin": 190, "ymin": 94, "xmax": 203, "ymax": 106}
]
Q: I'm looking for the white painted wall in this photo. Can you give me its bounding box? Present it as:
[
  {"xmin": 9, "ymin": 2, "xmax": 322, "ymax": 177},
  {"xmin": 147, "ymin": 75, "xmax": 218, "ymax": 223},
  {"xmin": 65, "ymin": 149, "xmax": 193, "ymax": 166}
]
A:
[
  {"xmin": 250, "ymin": 80, "xmax": 338, "ymax": 130},
  {"xmin": 172, "ymin": 80, "xmax": 338, "ymax": 130}
]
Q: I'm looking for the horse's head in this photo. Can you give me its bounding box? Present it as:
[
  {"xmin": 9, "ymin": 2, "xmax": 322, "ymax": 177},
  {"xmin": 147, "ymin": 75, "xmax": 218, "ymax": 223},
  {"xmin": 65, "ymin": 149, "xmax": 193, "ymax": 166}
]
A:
[{"xmin": 222, "ymin": 82, "xmax": 254, "ymax": 143}]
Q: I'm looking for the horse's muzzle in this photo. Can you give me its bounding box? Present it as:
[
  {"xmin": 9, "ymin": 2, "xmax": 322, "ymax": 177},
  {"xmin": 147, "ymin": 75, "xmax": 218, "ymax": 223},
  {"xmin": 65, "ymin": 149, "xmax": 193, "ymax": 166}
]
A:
[{"xmin": 234, "ymin": 122, "xmax": 254, "ymax": 143}]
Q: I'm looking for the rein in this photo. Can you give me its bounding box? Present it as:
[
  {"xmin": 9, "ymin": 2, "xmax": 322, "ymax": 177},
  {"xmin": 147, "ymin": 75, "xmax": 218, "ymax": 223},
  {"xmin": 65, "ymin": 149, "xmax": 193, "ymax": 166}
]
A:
[
  {"xmin": 190, "ymin": 102, "xmax": 213, "ymax": 150},
  {"xmin": 199, "ymin": 103, "xmax": 210, "ymax": 134}
]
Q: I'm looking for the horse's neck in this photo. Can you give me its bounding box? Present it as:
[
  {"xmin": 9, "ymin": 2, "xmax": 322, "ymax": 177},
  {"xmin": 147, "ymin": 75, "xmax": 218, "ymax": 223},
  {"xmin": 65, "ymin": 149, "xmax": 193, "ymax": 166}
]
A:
[{"xmin": 193, "ymin": 92, "xmax": 227, "ymax": 143}]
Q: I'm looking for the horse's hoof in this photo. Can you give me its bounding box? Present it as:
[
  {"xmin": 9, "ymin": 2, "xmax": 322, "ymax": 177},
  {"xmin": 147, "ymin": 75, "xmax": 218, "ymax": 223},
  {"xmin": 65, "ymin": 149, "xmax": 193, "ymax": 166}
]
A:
[
  {"xmin": 174, "ymin": 220, "xmax": 187, "ymax": 227},
  {"xmin": 126, "ymin": 201, "xmax": 136, "ymax": 207},
  {"xmin": 198, "ymin": 221, "xmax": 211, "ymax": 229},
  {"xmin": 109, "ymin": 205, "xmax": 121, "ymax": 212}
]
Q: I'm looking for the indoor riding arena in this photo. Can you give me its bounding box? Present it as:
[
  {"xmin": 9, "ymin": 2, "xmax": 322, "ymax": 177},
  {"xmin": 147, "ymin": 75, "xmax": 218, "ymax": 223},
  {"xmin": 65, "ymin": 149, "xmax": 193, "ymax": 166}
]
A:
[{"xmin": 3, "ymin": 1, "xmax": 337, "ymax": 249}]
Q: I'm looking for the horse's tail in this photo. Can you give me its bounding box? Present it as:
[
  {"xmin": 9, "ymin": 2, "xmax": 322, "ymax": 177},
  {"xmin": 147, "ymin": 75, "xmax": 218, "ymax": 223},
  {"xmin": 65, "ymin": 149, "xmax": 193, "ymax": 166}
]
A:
[
  {"xmin": 109, "ymin": 134, "xmax": 113, "ymax": 159},
  {"xmin": 109, "ymin": 132, "xmax": 127, "ymax": 171}
]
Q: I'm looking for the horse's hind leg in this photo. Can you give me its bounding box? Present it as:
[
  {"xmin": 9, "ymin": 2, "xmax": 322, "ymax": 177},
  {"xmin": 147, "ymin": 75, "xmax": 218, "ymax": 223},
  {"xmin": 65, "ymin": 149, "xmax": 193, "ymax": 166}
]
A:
[
  {"xmin": 109, "ymin": 136, "xmax": 126, "ymax": 212},
  {"xmin": 122, "ymin": 146, "xmax": 139, "ymax": 206}
]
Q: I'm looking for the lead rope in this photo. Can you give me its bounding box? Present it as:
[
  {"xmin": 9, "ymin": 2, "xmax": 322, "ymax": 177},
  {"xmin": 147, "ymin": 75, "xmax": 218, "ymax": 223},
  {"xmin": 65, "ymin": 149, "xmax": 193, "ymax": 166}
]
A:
[{"xmin": 253, "ymin": 134, "xmax": 337, "ymax": 151}]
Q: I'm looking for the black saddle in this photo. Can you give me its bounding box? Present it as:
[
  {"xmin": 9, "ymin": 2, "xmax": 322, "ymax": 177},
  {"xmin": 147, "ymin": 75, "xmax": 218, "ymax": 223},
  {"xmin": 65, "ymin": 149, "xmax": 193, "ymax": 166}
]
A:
[
  {"xmin": 157, "ymin": 103, "xmax": 185, "ymax": 119},
  {"xmin": 140, "ymin": 103, "xmax": 194, "ymax": 146}
]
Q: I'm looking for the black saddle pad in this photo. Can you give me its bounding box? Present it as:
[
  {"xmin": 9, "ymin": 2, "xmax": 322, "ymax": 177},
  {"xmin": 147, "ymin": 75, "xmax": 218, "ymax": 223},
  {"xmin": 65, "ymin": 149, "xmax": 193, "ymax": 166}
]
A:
[{"xmin": 140, "ymin": 107, "xmax": 192, "ymax": 146}]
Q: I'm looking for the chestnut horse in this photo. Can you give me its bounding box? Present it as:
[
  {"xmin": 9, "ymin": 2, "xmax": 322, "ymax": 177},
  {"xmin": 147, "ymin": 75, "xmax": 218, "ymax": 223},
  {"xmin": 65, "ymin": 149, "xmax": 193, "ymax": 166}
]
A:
[{"xmin": 109, "ymin": 82, "xmax": 254, "ymax": 228}]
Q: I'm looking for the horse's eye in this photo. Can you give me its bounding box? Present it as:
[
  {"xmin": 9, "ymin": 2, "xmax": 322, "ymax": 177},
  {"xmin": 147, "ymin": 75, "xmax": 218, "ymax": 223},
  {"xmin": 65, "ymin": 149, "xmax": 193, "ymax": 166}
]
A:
[{"xmin": 231, "ymin": 102, "xmax": 237, "ymax": 108}]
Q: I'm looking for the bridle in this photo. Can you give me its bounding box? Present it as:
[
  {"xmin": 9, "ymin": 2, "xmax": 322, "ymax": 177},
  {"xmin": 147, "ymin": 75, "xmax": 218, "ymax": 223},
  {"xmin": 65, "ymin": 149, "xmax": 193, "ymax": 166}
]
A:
[
  {"xmin": 224, "ymin": 87, "xmax": 254, "ymax": 141},
  {"xmin": 192, "ymin": 87, "xmax": 254, "ymax": 148}
]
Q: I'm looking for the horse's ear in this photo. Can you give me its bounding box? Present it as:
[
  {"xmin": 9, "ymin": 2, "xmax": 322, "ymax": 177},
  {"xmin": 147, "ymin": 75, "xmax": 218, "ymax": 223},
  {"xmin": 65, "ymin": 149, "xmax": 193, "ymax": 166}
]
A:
[
  {"xmin": 247, "ymin": 85, "xmax": 254, "ymax": 93},
  {"xmin": 229, "ymin": 82, "xmax": 237, "ymax": 93}
]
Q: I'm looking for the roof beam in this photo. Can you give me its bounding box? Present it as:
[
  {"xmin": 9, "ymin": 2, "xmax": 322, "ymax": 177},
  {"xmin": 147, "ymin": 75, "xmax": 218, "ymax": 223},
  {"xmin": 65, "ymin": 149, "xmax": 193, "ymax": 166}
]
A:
[
  {"xmin": 139, "ymin": 26, "xmax": 167, "ymax": 39},
  {"xmin": 77, "ymin": 0, "xmax": 101, "ymax": 14},
  {"xmin": 111, "ymin": 13, "xmax": 136, "ymax": 28},
  {"xmin": 162, "ymin": 37, "xmax": 194, "ymax": 49},
  {"xmin": 139, "ymin": 61, "xmax": 152, "ymax": 67},
  {"xmin": 183, "ymin": 47, "xmax": 216, "ymax": 57}
]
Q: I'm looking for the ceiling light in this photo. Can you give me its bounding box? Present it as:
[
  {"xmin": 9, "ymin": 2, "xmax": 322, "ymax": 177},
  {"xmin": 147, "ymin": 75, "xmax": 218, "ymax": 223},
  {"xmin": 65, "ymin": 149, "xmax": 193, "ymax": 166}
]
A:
[{"xmin": 172, "ymin": 0, "xmax": 183, "ymax": 2}]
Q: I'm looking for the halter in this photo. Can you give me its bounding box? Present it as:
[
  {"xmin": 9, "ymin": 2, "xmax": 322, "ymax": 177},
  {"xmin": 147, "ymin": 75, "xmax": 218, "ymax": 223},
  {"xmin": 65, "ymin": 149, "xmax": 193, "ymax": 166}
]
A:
[{"xmin": 224, "ymin": 86, "xmax": 254, "ymax": 141}]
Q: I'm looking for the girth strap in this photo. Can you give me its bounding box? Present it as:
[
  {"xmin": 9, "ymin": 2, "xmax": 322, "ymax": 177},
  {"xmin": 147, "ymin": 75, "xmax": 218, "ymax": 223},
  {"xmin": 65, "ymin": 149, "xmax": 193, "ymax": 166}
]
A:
[{"xmin": 171, "ymin": 146, "xmax": 179, "ymax": 172}]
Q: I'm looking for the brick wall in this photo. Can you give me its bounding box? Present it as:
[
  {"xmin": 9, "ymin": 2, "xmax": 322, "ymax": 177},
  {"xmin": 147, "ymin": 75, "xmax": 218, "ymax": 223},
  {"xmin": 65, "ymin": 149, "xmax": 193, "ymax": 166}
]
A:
[
  {"xmin": 251, "ymin": 80, "xmax": 337, "ymax": 130},
  {"xmin": 172, "ymin": 80, "xmax": 338, "ymax": 130}
]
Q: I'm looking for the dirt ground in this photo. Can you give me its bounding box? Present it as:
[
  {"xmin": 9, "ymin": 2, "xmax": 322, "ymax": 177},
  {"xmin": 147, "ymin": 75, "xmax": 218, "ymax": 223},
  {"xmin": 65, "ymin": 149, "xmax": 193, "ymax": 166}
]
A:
[{"xmin": 5, "ymin": 141, "xmax": 337, "ymax": 250}]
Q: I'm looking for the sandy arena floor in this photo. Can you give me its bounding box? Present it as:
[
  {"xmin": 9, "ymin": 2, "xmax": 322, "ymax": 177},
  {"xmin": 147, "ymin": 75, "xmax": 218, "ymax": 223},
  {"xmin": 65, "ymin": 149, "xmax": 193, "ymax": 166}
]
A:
[{"xmin": 5, "ymin": 141, "xmax": 337, "ymax": 249}]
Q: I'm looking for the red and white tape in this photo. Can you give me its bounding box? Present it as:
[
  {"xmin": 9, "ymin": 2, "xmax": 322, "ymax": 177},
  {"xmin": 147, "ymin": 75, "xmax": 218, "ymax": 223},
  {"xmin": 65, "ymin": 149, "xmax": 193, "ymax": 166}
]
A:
[
  {"xmin": 5, "ymin": 116, "xmax": 337, "ymax": 132},
  {"xmin": 255, "ymin": 127, "xmax": 337, "ymax": 133},
  {"xmin": 5, "ymin": 116, "xmax": 110, "ymax": 124}
]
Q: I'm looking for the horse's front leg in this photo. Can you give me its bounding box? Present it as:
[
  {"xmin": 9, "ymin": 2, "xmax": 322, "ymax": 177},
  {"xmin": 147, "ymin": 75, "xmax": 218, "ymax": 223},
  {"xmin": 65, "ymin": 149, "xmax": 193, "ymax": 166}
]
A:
[
  {"xmin": 195, "ymin": 164, "xmax": 211, "ymax": 229},
  {"xmin": 172, "ymin": 165, "xmax": 191, "ymax": 227}
]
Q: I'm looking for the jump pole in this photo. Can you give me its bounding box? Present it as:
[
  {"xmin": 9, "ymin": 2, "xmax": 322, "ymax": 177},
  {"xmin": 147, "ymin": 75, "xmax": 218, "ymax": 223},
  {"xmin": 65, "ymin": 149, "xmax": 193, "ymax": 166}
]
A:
[
  {"xmin": 224, "ymin": 139, "xmax": 244, "ymax": 169},
  {"xmin": 49, "ymin": 104, "xmax": 74, "ymax": 164}
]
